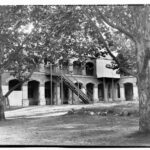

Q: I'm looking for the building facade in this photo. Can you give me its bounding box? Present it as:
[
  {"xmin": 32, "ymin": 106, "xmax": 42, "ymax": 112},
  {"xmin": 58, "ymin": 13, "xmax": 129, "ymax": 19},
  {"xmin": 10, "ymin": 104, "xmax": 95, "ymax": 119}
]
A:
[{"xmin": 2, "ymin": 57, "xmax": 139, "ymax": 107}]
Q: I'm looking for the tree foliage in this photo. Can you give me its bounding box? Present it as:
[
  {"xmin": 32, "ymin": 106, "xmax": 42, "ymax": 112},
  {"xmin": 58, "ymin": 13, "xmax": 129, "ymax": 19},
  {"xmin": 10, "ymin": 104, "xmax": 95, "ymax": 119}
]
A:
[
  {"xmin": 1, "ymin": 5, "xmax": 150, "ymax": 133},
  {"xmin": 30, "ymin": 5, "xmax": 150, "ymax": 132},
  {"xmin": 29, "ymin": 6, "xmax": 111, "ymax": 63}
]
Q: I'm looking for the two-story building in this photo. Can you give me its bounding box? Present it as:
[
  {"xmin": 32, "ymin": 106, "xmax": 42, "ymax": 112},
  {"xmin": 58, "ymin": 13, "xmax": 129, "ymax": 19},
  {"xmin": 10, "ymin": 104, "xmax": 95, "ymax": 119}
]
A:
[{"xmin": 2, "ymin": 56, "xmax": 139, "ymax": 107}]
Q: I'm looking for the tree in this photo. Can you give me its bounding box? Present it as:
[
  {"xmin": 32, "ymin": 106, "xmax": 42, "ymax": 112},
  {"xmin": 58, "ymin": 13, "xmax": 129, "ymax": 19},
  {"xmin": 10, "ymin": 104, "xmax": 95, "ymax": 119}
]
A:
[
  {"xmin": 0, "ymin": 6, "xmax": 51, "ymax": 120},
  {"xmin": 1, "ymin": 5, "xmax": 150, "ymax": 133},
  {"xmin": 0, "ymin": 5, "xmax": 104, "ymax": 120},
  {"xmin": 0, "ymin": 6, "xmax": 34, "ymax": 120},
  {"xmin": 82, "ymin": 5, "xmax": 150, "ymax": 132},
  {"xmin": 34, "ymin": 5, "xmax": 150, "ymax": 132},
  {"xmin": 109, "ymin": 32, "xmax": 137, "ymax": 75},
  {"xmin": 30, "ymin": 6, "xmax": 109, "ymax": 61}
]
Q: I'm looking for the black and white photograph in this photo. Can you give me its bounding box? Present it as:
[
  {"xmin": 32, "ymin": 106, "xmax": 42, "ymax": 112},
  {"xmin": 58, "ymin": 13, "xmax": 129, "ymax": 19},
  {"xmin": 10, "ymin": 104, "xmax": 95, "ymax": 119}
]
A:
[{"xmin": 0, "ymin": 1, "xmax": 150, "ymax": 147}]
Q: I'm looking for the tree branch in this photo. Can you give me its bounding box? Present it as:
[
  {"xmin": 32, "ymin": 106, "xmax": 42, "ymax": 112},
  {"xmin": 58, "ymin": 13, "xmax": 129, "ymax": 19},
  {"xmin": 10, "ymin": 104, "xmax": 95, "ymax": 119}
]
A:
[
  {"xmin": 93, "ymin": 6, "xmax": 137, "ymax": 43},
  {"xmin": 4, "ymin": 81, "xmax": 24, "ymax": 98},
  {"xmin": 1, "ymin": 23, "xmax": 39, "ymax": 70},
  {"xmin": 4, "ymin": 64, "xmax": 37, "ymax": 98},
  {"xmin": 98, "ymin": 28, "xmax": 137, "ymax": 77},
  {"xmin": 82, "ymin": 7, "xmax": 137, "ymax": 77}
]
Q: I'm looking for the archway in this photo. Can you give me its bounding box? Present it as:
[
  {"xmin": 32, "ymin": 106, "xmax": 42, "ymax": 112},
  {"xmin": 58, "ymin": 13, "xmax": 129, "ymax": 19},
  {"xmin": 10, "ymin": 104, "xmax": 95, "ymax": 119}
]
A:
[
  {"xmin": 86, "ymin": 83, "xmax": 94, "ymax": 101},
  {"xmin": 59, "ymin": 59, "xmax": 69, "ymax": 74},
  {"xmin": 45, "ymin": 81, "xmax": 55, "ymax": 105},
  {"xmin": 72, "ymin": 82, "xmax": 83, "ymax": 103},
  {"xmin": 59, "ymin": 81, "xmax": 69, "ymax": 104},
  {"xmin": 8, "ymin": 79, "xmax": 22, "ymax": 106},
  {"xmin": 117, "ymin": 83, "xmax": 120, "ymax": 98},
  {"xmin": 63, "ymin": 82, "xmax": 69, "ymax": 104},
  {"xmin": 28, "ymin": 80, "xmax": 39, "ymax": 105},
  {"xmin": 108, "ymin": 83, "xmax": 112, "ymax": 99},
  {"xmin": 124, "ymin": 83, "xmax": 133, "ymax": 101},
  {"xmin": 74, "ymin": 82, "xmax": 82, "ymax": 89},
  {"xmin": 85, "ymin": 62, "xmax": 94, "ymax": 76},
  {"xmin": 73, "ymin": 61, "xmax": 82, "ymax": 75},
  {"xmin": 9, "ymin": 79, "xmax": 22, "ymax": 91},
  {"xmin": 98, "ymin": 83, "xmax": 104, "ymax": 101}
]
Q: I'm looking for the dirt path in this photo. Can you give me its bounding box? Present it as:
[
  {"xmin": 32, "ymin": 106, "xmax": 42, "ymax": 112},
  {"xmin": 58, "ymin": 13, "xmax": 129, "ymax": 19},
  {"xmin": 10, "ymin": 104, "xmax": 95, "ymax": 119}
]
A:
[
  {"xmin": 0, "ymin": 114, "xmax": 144, "ymax": 146},
  {"xmin": 1, "ymin": 101, "xmax": 150, "ymax": 146},
  {"xmin": 5, "ymin": 101, "xmax": 138, "ymax": 119}
]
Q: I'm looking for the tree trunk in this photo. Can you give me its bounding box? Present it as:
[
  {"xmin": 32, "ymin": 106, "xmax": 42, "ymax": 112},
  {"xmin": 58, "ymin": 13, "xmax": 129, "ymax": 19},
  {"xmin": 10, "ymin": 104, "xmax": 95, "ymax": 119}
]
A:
[
  {"xmin": 0, "ymin": 98, "xmax": 5, "ymax": 121},
  {"xmin": 0, "ymin": 74, "xmax": 5, "ymax": 121},
  {"xmin": 137, "ymin": 40, "xmax": 150, "ymax": 132},
  {"xmin": 138, "ymin": 74, "xmax": 150, "ymax": 132}
]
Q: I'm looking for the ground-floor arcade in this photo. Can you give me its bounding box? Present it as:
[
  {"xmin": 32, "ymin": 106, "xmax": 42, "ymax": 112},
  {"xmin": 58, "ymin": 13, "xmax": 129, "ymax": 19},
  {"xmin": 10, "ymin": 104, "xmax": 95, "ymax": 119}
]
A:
[{"xmin": 2, "ymin": 72, "xmax": 138, "ymax": 107}]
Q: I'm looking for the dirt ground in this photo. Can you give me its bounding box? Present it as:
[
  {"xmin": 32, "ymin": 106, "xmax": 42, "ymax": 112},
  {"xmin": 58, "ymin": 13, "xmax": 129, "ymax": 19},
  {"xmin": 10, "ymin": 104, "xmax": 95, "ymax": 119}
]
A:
[{"xmin": 0, "ymin": 102, "xmax": 150, "ymax": 146}]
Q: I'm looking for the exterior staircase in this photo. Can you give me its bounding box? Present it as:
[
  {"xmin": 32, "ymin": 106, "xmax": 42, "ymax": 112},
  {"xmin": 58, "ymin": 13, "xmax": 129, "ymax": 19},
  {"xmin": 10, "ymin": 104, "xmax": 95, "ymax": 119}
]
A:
[
  {"xmin": 45, "ymin": 64, "xmax": 92, "ymax": 104},
  {"xmin": 59, "ymin": 73, "xmax": 92, "ymax": 104}
]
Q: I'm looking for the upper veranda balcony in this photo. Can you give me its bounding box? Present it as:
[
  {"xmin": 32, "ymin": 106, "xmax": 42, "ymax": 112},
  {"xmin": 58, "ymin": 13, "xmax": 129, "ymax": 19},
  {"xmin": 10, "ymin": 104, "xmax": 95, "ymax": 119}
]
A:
[{"xmin": 44, "ymin": 59, "xmax": 96, "ymax": 77}]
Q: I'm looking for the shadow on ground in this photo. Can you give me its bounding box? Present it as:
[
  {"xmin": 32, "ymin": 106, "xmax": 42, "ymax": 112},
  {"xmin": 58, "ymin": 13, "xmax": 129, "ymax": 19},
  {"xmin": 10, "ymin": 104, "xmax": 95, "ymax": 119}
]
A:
[{"xmin": 1, "ymin": 101, "xmax": 149, "ymax": 146}]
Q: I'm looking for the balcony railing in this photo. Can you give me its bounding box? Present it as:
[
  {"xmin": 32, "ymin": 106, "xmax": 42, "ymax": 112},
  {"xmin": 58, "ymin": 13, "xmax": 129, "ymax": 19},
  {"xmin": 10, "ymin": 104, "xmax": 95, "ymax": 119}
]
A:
[
  {"xmin": 44, "ymin": 64, "xmax": 95, "ymax": 76},
  {"xmin": 44, "ymin": 64, "xmax": 70, "ymax": 75}
]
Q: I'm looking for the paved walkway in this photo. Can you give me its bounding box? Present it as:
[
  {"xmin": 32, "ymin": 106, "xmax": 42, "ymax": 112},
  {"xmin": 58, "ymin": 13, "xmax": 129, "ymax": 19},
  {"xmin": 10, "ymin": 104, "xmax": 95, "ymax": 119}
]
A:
[{"xmin": 5, "ymin": 101, "xmax": 138, "ymax": 119}]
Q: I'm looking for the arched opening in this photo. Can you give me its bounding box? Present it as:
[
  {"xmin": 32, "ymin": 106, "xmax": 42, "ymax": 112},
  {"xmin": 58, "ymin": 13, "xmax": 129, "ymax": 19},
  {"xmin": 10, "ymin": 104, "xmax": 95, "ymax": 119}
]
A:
[
  {"xmin": 124, "ymin": 83, "xmax": 133, "ymax": 101},
  {"xmin": 117, "ymin": 83, "xmax": 120, "ymax": 98},
  {"xmin": 73, "ymin": 61, "xmax": 82, "ymax": 75},
  {"xmin": 60, "ymin": 82, "xmax": 69, "ymax": 104},
  {"xmin": 9, "ymin": 79, "xmax": 22, "ymax": 91},
  {"xmin": 86, "ymin": 62, "xmax": 94, "ymax": 76},
  {"xmin": 45, "ymin": 81, "xmax": 55, "ymax": 105},
  {"xmin": 108, "ymin": 83, "xmax": 112, "ymax": 99},
  {"xmin": 59, "ymin": 59, "xmax": 69, "ymax": 74},
  {"xmin": 86, "ymin": 83, "xmax": 94, "ymax": 101},
  {"xmin": 98, "ymin": 84, "xmax": 104, "ymax": 101},
  {"xmin": 8, "ymin": 79, "xmax": 22, "ymax": 106},
  {"xmin": 74, "ymin": 82, "xmax": 82, "ymax": 89},
  {"xmin": 28, "ymin": 80, "xmax": 39, "ymax": 105},
  {"xmin": 73, "ymin": 82, "xmax": 83, "ymax": 103},
  {"xmin": 63, "ymin": 82, "xmax": 69, "ymax": 104}
]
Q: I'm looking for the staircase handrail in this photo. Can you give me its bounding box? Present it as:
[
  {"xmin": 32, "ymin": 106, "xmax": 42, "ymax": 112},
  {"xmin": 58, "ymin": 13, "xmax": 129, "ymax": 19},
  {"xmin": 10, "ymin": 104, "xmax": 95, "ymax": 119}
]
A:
[
  {"xmin": 60, "ymin": 72, "xmax": 90, "ymax": 100},
  {"xmin": 65, "ymin": 71, "xmax": 94, "ymax": 101},
  {"xmin": 45, "ymin": 63, "xmax": 93, "ymax": 102}
]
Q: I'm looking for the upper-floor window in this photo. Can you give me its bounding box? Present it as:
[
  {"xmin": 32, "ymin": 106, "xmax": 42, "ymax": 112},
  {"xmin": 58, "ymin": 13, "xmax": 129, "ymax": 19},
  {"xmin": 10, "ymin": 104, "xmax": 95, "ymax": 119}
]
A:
[
  {"xmin": 86, "ymin": 62, "xmax": 94, "ymax": 76},
  {"xmin": 73, "ymin": 61, "xmax": 82, "ymax": 75},
  {"xmin": 59, "ymin": 59, "xmax": 69, "ymax": 74}
]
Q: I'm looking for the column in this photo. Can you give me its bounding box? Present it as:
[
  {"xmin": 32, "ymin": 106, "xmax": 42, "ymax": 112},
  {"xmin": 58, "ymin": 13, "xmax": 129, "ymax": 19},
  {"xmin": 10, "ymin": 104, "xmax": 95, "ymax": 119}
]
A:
[
  {"xmin": 2, "ymin": 85, "xmax": 8, "ymax": 95},
  {"xmin": 69, "ymin": 59, "xmax": 73, "ymax": 74},
  {"xmin": 55, "ymin": 61, "xmax": 60, "ymax": 73},
  {"xmin": 2, "ymin": 85, "xmax": 9, "ymax": 107},
  {"xmin": 120, "ymin": 83, "xmax": 125, "ymax": 101},
  {"xmin": 60, "ymin": 81, "xmax": 64, "ymax": 104},
  {"xmin": 56, "ymin": 83, "xmax": 61, "ymax": 105},
  {"xmin": 112, "ymin": 78, "xmax": 114, "ymax": 101},
  {"xmin": 103, "ymin": 78, "xmax": 108, "ymax": 102},
  {"xmin": 22, "ymin": 85, "xmax": 29, "ymax": 106},
  {"xmin": 72, "ymin": 90, "xmax": 74, "ymax": 104},
  {"xmin": 82, "ymin": 66, "xmax": 86, "ymax": 76},
  {"xmin": 113, "ymin": 83, "xmax": 118, "ymax": 100},
  {"xmin": 93, "ymin": 84, "xmax": 99, "ymax": 103},
  {"xmin": 133, "ymin": 82, "xmax": 139, "ymax": 100},
  {"xmin": 81, "ymin": 85, "xmax": 86, "ymax": 94},
  {"xmin": 53, "ymin": 84, "xmax": 57, "ymax": 105},
  {"xmin": 39, "ymin": 86, "xmax": 46, "ymax": 105},
  {"xmin": 68, "ymin": 89, "xmax": 72, "ymax": 104}
]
